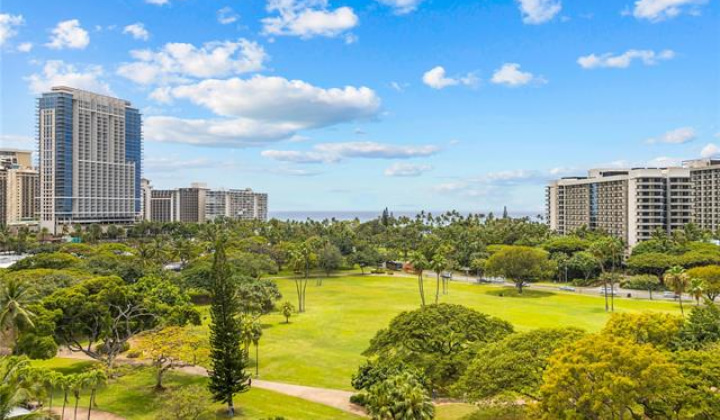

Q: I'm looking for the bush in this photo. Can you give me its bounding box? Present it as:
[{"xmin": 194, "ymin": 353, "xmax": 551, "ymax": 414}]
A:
[
  {"xmin": 462, "ymin": 405, "xmax": 527, "ymax": 420},
  {"xmin": 97, "ymin": 341, "xmax": 130, "ymax": 355},
  {"xmin": 125, "ymin": 350, "xmax": 142, "ymax": 359},
  {"xmin": 621, "ymin": 275, "xmax": 665, "ymax": 291},
  {"xmin": 349, "ymin": 393, "xmax": 367, "ymax": 406},
  {"xmin": 14, "ymin": 333, "xmax": 58, "ymax": 359},
  {"xmin": 188, "ymin": 288, "xmax": 211, "ymax": 305},
  {"xmin": 571, "ymin": 278, "xmax": 599, "ymax": 287}
]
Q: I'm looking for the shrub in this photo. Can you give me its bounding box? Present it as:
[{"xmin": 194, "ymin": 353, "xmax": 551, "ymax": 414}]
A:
[{"xmin": 621, "ymin": 275, "xmax": 665, "ymax": 291}]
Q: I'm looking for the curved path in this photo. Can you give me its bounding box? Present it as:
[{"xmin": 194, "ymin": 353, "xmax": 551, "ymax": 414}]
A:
[
  {"xmin": 51, "ymin": 407, "xmax": 126, "ymax": 420},
  {"xmin": 56, "ymin": 349, "xmax": 367, "ymax": 417}
]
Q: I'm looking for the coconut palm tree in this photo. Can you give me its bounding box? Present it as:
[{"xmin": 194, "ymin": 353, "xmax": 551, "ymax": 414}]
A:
[
  {"xmin": 0, "ymin": 356, "xmax": 47, "ymax": 420},
  {"xmin": 689, "ymin": 278, "xmax": 704, "ymax": 306},
  {"xmin": 39, "ymin": 369, "xmax": 63, "ymax": 414},
  {"xmin": 0, "ymin": 278, "xmax": 36, "ymax": 351},
  {"xmin": 83, "ymin": 370, "xmax": 107, "ymax": 420},
  {"xmin": 409, "ymin": 253, "xmax": 428, "ymax": 307},
  {"xmin": 429, "ymin": 254, "xmax": 447, "ymax": 304},
  {"xmin": 665, "ymin": 266, "xmax": 690, "ymax": 316}
]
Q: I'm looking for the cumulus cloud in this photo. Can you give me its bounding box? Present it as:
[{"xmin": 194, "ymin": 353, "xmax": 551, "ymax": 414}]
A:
[
  {"xmin": 144, "ymin": 116, "xmax": 302, "ymax": 147},
  {"xmin": 145, "ymin": 76, "xmax": 381, "ymax": 147},
  {"xmin": 17, "ymin": 42, "xmax": 32, "ymax": 52},
  {"xmin": 123, "ymin": 23, "xmax": 150, "ymax": 41},
  {"xmin": 422, "ymin": 66, "xmax": 477, "ymax": 89},
  {"xmin": 163, "ymin": 75, "xmax": 380, "ymax": 123},
  {"xmin": 701, "ymin": 143, "xmax": 719, "ymax": 158},
  {"xmin": 262, "ymin": 0, "xmax": 358, "ymax": 39},
  {"xmin": 517, "ymin": 0, "xmax": 562, "ymax": 24},
  {"xmin": 0, "ymin": 13, "xmax": 24, "ymax": 46},
  {"xmin": 117, "ymin": 39, "xmax": 267, "ymax": 85},
  {"xmin": 0, "ymin": 134, "xmax": 34, "ymax": 150},
  {"xmin": 376, "ymin": 0, "xmax": 425, "ymax": 14},
  {"xmin": 46, "ymin": 19, "xmax": 90, "ymax": 50},
  {"xmin": 646, "ymin": 127, "xmax": 696, "ymax": 144},
  {"xmin": 26, "ymin": 60, "xmax": 112, "ymax": 95},
  {"xmin": 146, "ymin": 0, "xmax": 170, "ymax": 5},
  {"xmin": 217, "ymin": 7, "xmax": 240, "ymax": 24},
  {"xmin": 145, "ymin": 156, "xmax": 217, "ymax": 172},
  {"xmin": 490, "ymin": 63, "xmax": 545, "ymax": 87},
  {"xmin": 263, "ymin": 142, "xmax": 440, "ymax": 163},
  {"xmin": 632, "ymin": 0, "xmax": 707, "ymax": 22},
  {"xmin": 384, "ymin": 162, "xmax": 433, "ymax": 177},
  {"xmin": 578, "ymin": 49, "xmax": 675, "ymax": 69},
  {"xmin": 434, "ymin": 169, "xmax": 552, "ymax": 198}
]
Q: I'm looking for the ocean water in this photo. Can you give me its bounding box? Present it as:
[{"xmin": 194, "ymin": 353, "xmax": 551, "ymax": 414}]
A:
[{"xmin": 269, "ymin": 210, "xmax": 540, "ymax": 222}]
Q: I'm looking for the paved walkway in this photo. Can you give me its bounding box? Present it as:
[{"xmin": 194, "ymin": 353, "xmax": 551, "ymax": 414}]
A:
[
  {"xmin": 51, "ymin": 407, "xmax": 126, "ymax": 420},
  {"xmin": 56, "ymin": 350, "xmax": 367, "ymax": 417}
]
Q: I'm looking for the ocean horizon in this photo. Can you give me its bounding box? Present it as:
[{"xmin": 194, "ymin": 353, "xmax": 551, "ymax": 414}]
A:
[{"xmin": 269, "ymin": 210, "xmax": 542, "ymax": 222}]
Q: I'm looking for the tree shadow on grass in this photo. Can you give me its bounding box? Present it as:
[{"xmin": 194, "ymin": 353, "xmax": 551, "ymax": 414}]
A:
[{"xmin": 485, "ymin": 288, "xmax": 556, "ymax": 298}]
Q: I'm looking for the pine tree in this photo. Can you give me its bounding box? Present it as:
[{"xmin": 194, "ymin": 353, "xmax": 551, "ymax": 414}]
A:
[
  {"xmin": 502, "ymin": 206, "xmax": 509, "ymax": 219},
  {"xmin": 208, "ymin": 232, "xmax": 250, "ymax": 416}
]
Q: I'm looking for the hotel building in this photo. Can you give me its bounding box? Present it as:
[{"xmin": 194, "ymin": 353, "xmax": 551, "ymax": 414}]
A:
[
  {"xmin": 37, "ymin": 87, "xmax": 142, "ymax": 234},
  {"xmin": 0, "ymin": 149, "xmax": 39, "ymax": 226},
  {"xmin": 547, "ymin": 160, "xmax": 719, "ymax": 246}
]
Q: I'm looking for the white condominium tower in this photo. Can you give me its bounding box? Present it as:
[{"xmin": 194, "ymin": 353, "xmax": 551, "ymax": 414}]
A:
[
  {"xmin": 546, "ymin": 160, "xmax": 720, "ymax": 247},
  {"xmin": 38, "ymin": 87, "xmax": 142, "ymax": 234}
]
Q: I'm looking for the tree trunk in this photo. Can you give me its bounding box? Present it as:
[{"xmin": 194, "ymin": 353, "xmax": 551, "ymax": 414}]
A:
[
  {"xmin": 418, "ymin": 274, "xmax": 425, "ymax": 306},
  {"xmin": 517, "ymin": 282, "xmax": 523, "ymax": 294},
  {"xmin": 679, "ymin": 296, "xmax": 684, "ymax": 316},
  {"xmin": 62, "ymin": 392, "xmax": 68, "ymax": 419},
  {"xmin": 74, "ymin": 396, "xmax": 79, "ymax": 420},
  {"xmin": 603, "ymin": 277, "xmax": 609, "ymax": 312},
  {"xmin": 649, "ymin": 288, "xmax": 653, "ymax": 300},
  {"xmin": 228, "ymin": 395, "xmax": 235, "ymax": 417},
  {"xmin": 255, "ymin": 344, "xmax": 259, "ymax": 378},
  {"xmin": 435, "ymin": 273, "xmax": 440, "ymax": 304},
  {"xmin": 87, "ymin": 389, "xmax": 95, "ymax": 420}
]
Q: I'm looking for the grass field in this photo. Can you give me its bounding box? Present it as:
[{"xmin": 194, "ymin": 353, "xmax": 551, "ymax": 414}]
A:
[
  {"xmin": 218, "ymin": 274, "xmax": 681, "ymax": 390},
  {"xmin": 32, "ymin": 358, "xmax": 360, "ymax": 420}
]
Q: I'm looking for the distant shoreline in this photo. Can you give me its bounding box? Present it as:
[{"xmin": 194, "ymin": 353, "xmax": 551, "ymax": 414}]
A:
[{"xmin": 269, "ymin": 210, "xmax": 541, "ymax": 222}]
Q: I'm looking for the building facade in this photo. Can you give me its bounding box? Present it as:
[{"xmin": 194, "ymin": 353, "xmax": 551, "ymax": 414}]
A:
[
  {"xmin": 142, "ymin": 182, "xmax": 267, "ymax": 223},
  {"xmin": 547, "ymin": 162, "xmax": 712, "ymax": 247},
  {"xmin": 206, "ymin": 189, "xmax": 268, "ymax": 221},
  {"xmin": 0, "ymin": 149, "xmax": 39, "ymax": 226},
  {"xmin": 38, "ymin": 87, "xmax": 142, "ymax": 234}
]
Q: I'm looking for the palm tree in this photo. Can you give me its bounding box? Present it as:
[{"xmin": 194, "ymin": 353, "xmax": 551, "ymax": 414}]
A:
[
  {"xmin": 71, "ymin": 373, "xmax": 90, "ymax": 420},
  {"xmin": 40, "ymin": 369, "xmax": 63, "ymax": 414},
  {"xmin": 665, "ymin": 266, "xmax": 690, "ymax": 316},
  {"xmin": 429, "ymin": 254, "xmax": 447, "ymax": 304},
  {"xmin": 84, "ymin": 370, "xmax": 107, "ymax": 420},
  {"xmin": 0, "ymin": 356, "xmax": 44, "ymax": 420},
  {"xmin": 689, "ymin": 278, "xmax": 704, "ymax": 306},
  {"xmin": 0, "ymin": 278, "xmax": 36, "ymax": 351},
  {"xmin": 409, "ymin": 253, "xmax": 428, "ymax": 307}
]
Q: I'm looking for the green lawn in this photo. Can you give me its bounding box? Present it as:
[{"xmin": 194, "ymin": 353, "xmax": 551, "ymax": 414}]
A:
[
  {"xmin": 241, "ymin": 274, "xmax": 681, "ymax": 390},
  {"xmin": 32, "ymin": 358, "xmax": 360, "ymax": 420}
]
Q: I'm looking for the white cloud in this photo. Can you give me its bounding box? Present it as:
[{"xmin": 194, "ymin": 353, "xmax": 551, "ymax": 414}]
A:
[
  {"xmin": 517, "ymin": 0, "xmax": 562, "ymax": 24},
  {"xmin": 146, "ymin": 156, "xmax": 216, "ymax": 172},
  {"xmin": 165, "ymin": 75, "xmax": 380, "ymax": 123},
  {"xmin": 146, "ymin": 0, "xmax": 170, "ymax": 5},
  {"xmin": 117, "ymin": 39, "xmax": 267, "ymax": 85},
  {"xmin": 262, "ymin": 0, "xmax": 358, "ymax": 39},
  {"xmin": 17, "ymin": 42, "xmax": 32, "ymax": 52},
  {"xmin": 25, "ymin": 60, "xmax": 112, "ymax": 95},
  {"xmin": 263, "ymin": 141, "xmax": 440, "ymax": 163},
  {"xmin": 376, "ymin": 0, "xmax": 424, "ymax": 14},
  {"xmin": 261, "ymin": 150, "xmax": 338, "ymax": 163},
  {"xmin": 422, "ymin": 66, "xmax": 477, "ymax": 90},
  {"xmin": 384, "ymin": 162, "xmax": 433, "ymax": 177},
  {"xmin": 0, "ymin": 14, "xmax": 24, "ymax": 46},
  {"xmin": 145, "ymin": 77, "xmax": 380, "ymax": 147},
  {"xmin": 646, "ymin": 127, "xmax": 696, "ymax": 144},
  {"xmin": 632, "ymin": 0, "xmax": 707, "ymax": 22},
  {"xmin": 123, "ymin": 23, "xmax": 150, "ymax": 41},
  {"xmin": 578, "ymin": 49, "xmax": 675, "ymax": 69},
  {"xmin": 700, "ymin": 143, "xmax": 719, "ymax": 158},
  {"xmin": 434, "ymin": 169, "xmax": 552, "ymax": 199},
  {"xmin": 217, "ymin": 7, "xmax": 240, "ymax": 24},
  {"xmin": 0, "ymin": 134, "xmax": 34, "ymax": 150},
  {"xmin": 145, "ymin": 116, "xmax": 301, "ymax": 147},
  {"xmin": 490, "ymin": 63, "xmax": 545, "ymax": 87},
  {"xmin": 46, "ymin": 19, "xmax": 90, "ymax": 50}
]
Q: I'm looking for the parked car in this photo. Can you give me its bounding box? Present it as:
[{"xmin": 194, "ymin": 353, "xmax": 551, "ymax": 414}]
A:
[
  {"xmin": 663, "ymin": 291, "xmax": 680, "ymax": 299},
  {"xmin": 598, "ymin": 287, "xmax": 619, "ymax": 296},
  {"xmin": 559, "ymin": 285, "xmax": 576, "ymax": 292}
]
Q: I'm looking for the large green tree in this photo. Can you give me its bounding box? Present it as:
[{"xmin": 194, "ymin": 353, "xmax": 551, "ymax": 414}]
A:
[
  {"xmin": 364, "ymin": 303, "xmax": 513, "ymax": 393},
  {"xmin": 485, "ymin": 246, "xmax": 548, "ymax": 293},
  {"xmin": 207, "ymin": 233, "xmax": 250, "ymax": 416}
]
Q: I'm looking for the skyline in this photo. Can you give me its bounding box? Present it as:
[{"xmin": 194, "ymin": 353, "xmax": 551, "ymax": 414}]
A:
[{"xmin": 1, "ymin": 0, "xmax": 719, "ymax": 213}]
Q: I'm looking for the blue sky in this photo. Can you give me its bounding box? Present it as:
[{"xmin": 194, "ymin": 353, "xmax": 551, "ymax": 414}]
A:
[{"xmin": 1, "ymin": 0, "xmax": 718, "ymax": 214}]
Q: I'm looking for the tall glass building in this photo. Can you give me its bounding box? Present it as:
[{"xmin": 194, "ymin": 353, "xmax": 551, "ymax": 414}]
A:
[{"xmin": 38, "ymin": 87, "xmax": 142, "ymax": 234}]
